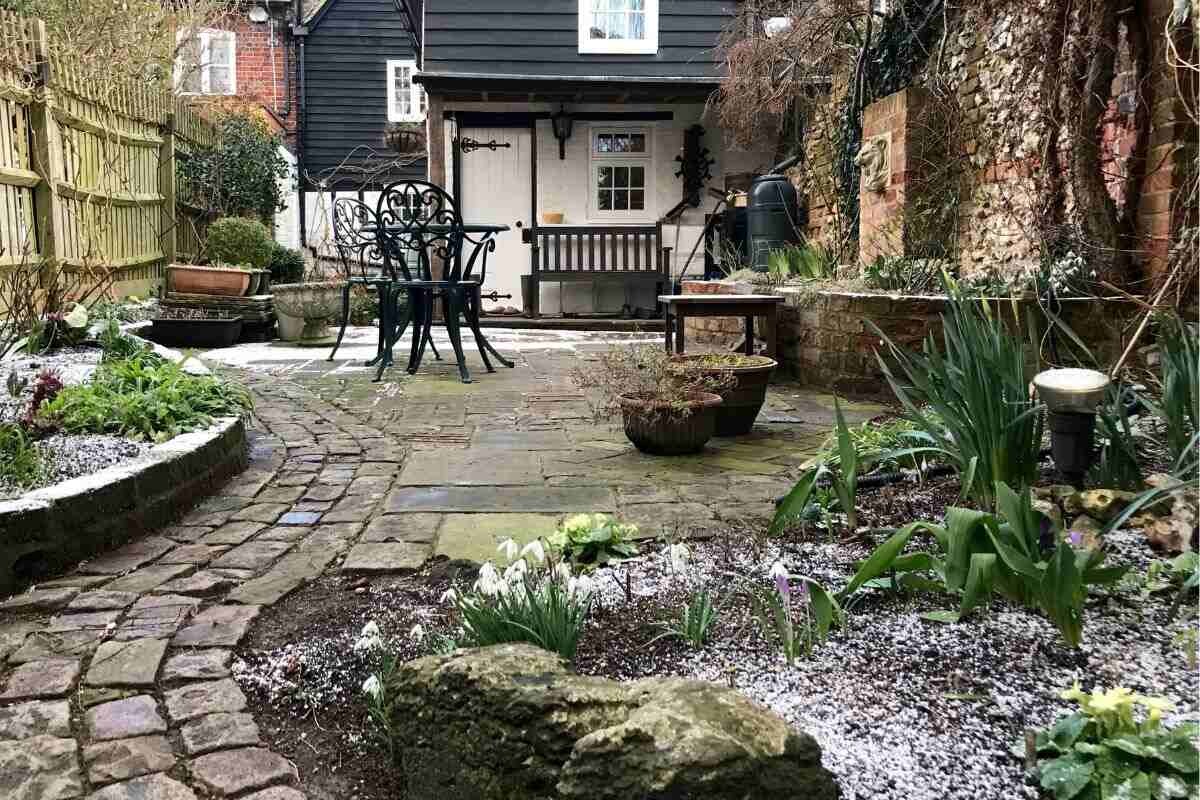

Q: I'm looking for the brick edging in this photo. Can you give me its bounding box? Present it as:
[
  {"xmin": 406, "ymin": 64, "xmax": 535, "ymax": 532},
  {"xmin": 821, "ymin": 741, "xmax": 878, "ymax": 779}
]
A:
[{"xmin": 0, "ymin": 417, "xmax": 249, "ymax": 594}]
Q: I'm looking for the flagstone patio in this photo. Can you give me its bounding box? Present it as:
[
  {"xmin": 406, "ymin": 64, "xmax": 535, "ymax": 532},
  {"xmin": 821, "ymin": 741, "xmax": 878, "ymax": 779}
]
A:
[{"xmin": 0, "ymin": 327, "xmax": 885, "ymax": 800}]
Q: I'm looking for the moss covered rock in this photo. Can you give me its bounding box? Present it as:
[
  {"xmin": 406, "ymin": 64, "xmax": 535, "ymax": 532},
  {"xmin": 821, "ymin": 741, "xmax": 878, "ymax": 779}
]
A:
[{"xmin": 387, "ymin": 644, "xmax": 840, "ymax": 800}]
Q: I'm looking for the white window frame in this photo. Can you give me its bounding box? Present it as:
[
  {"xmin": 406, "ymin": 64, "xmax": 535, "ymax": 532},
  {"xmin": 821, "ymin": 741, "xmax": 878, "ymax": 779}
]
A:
[
  {"xmin": 387, "ymin": 59, "xmax": 425, "ymax": 123},
  {"xmin": 175, "ymin": 28, "xmax": 237, "ymax": 96},
  {"xmin": 587, "ymin": 125, "xmax": 654, "ymax": 222},
  {"xmin": 578, "ymin": 0, "xmax": 658, "ymax": 55}
]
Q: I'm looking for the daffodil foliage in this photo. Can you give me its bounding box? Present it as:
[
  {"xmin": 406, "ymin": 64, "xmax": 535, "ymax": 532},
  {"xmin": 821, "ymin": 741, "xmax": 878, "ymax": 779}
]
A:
[{"xmin": 1027, "ymin": 684, "xmax": 1199, "ymax": 800}]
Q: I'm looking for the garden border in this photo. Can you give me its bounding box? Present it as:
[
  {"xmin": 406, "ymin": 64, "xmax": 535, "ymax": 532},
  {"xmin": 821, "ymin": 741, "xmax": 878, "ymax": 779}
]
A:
[{"xmin": 0, "ymin": 416, "xmax": 248, "ymax": 593}]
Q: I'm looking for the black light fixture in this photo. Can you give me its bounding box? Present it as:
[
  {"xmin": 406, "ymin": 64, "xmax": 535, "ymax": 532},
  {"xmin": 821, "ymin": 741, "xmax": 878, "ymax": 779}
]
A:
[
  {"xmin": 551, "ymin": 105, "xmax": 573, "ymax": 160},
  {"xmin": 1033, "ymin": 368, "xmax": 1111, "ymax": 487}
]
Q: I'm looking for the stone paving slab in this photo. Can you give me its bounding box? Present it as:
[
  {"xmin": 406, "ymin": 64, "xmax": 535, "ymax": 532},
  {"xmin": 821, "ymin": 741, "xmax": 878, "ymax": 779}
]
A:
[
  {"xmin": 67, "ymin": 591, "xmax": 139, "ymax": 611},
  {"xmin": 113, "ymin": 595, "xmax": 200, "ymax": 640},
  {"xmin": 0, "ymin": 735, "xmax": 82, "ymax": 800},
  {"xmin": 385, "ymin": 485, "xmax": 615, "ymax": 514},
  {"xmin": 398, "ymin": 449, "xmax": 542, "ymax": 486},
  {"xmin": 88, "ymin": 773, "xmax": 197, "ymax": 800},
  {"xmin": 84, "ymin": 696, "xmax": 166, "ymax": 741},
  {"xmin": 209, "ymin": 541, "xmax": 295, "ymax": 571},
  {"xmin": 1, "ymin": 658, "xmax": 80, "ymax": 699},
  {"xmin": 171, "ymin": 605, "xmax": 261, "ymax": 648},
  {"xmin": 85, "ymin": 639, "xmax": 167, "ymax": 687},
  {"xmin": 0, "ymin": 587, "xmax": 79, "ymax": 613},
  {"xmin": 0, "ymin": 700, "xmax": 71, "ymax": 740},
  {"xmin": 156, "ymin": 545, "xmax": 229, "ymax": 566},
  {"xmin": 200, "ymin": 522, "xmax": 265, "ymax": 546},
  {"xmin": 341, "ymin": 543, "xmax": 429, "ymax": 573},
  {"xmin": 83, "ymin": 734, "xmax": 176, "ymax": 784},
  {"xmin": 433, "ymin": 513, "xmax": 562, "ymax": 563},
  {"xmin": 152, "ymin": 572, "xmax": 237, "ymax": 598},
  {"xmin": 163, "ymin": 678, "xmax": 247, "ymax": 723},
  {"xmin": 180, "ymin": 712, "xmax": 261, "ymax": 755},
  {"xmin": 160, "ymin": 650, "xmax": 231, "ymax": 681},
  {"xmin": 240, "ymin": 787, "xmax": 307, "ymax": 800},
  {"xmin": 79, "ymin": 537, "xmax": 176, "ymax": 575},
  {"xmin": 103, "ymin": 565, "xmax": 195, "ymax": 595},
  {"xmin": 190, "ymin": 746, "xmax": 298, "ymax": 796},
  {"xmin": 360, "ymin": 513, "xmax": 441, "ymax": 544}
]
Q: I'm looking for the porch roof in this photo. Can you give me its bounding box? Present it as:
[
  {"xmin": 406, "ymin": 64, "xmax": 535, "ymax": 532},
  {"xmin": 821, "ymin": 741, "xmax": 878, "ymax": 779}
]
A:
[{"xmin": 413, "ymin": 71, "xmax": 721, "ymax": 103}]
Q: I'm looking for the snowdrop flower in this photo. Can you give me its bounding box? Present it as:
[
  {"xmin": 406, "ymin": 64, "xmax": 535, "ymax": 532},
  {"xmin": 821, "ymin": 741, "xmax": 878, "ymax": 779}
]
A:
[
  {"xmin": 568, "ymin": 574, "xmax": 595, "ymax": 599},
  {"xmin": 666, "ymin": 542, "xmax": 691, "ymax": 573},
  {"xmin": 497, "ymin": 538, "xmax": 519, "ymax": 562},
  {"xmin": 553, "ymin": 561, "xmax": 573, "ymax": 585},
  {"xmin": 769, "ymin": 560, "xmax": 790, "ymax": 600},
  {"xmin": 361, "ymin": 675, "xmax": 382, "ymax": 701},
  {"xmin": 360, "ymin": 621, "xmax": 381, "ymax": 639},
  {"xmin": 353, "ymin": 633, "xmax": 383, "ymax": 655},
  {"xmin": 474, "ymin": 562, "xmax": 504, "ymax": 596},
  {"xmin": 521, "ymin": 539, "xmax": 546, "ymax": 564},
  {"xmin": 503, "ymin": 558, "xmax": 528, "ymax": 582},
  {"xmin": 440, "ymin": 587, "xmax": 458, "ymax": 605},
  {"xmin": 409, "ymin": 623, "xmax": 425, "ymax": 642}
]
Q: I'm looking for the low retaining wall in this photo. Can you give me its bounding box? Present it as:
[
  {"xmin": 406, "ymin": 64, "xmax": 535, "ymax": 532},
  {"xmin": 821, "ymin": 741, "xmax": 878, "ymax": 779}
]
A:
[
  {"xmin": 682, "ymin": 280, "xmax": 1138, "ymax": 395},
  {"xmin": 0, "ymin": 417, "xmax": 248, "ymax": 594}
]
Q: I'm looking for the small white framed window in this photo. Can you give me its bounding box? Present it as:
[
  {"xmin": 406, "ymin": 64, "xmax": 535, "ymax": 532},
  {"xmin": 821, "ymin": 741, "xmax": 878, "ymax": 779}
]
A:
[
  {"xmin": 578, "ymin": 0, "xmax": 658, "ymax": 55},
  {"xmin": 589, "ymin": 127, "xmax": 653, "ymax": 220},
  {"xmin": 871, "ymin": 0, "xmax": 889, "ymax": 15},
  {"xmin": 176, "ymin": 29, "xmax": 236, "ymax": 96},
  {"xmin": 387, "ymin": 59, "xmax": 426, "ymax": 122}
]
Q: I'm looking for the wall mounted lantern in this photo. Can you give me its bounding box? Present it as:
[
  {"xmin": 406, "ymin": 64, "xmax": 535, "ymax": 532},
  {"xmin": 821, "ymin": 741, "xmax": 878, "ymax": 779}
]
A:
[{"xmin": 551, "ymin": 105, "xmax": 573, "ymax": 160}]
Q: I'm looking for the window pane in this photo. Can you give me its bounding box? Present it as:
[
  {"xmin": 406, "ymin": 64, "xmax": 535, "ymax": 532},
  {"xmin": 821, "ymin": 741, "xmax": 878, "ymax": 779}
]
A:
[
  {"xmin": 629, "ymin": 133, "xmax": 646, "ymax": 153},
  {"xmin": 613, "ymin": 190, "xmax": 629, "ymax": 211},
  {"xmin": 597, "ymin": 134, "xmax": 611, "ymax": 153},
  {"xmin": 209, "ymin": 66, "xmax": 231, "ymax": 94},
  {"xmin": 629, "ymin": 11, "xmax": 644, "ymax": 40},
  {"xmin": 214, "ymin": 32, "xmax": 235, "ymax": 65},
  {"xmin": 630, "ymin": 166, "xmax": 644, "ymax": 187},
  {"xmin": 613, "ymin": 166, "xmax": 629, "ymax": 188},
  {"xmin": 598, "ymin": 166, "xmax": 613, "ymax": 188},
  {"xmin": 597, "ymin": 190, "xmax": 611, "ymax": 211},
  {"xmin": 630, "ymin": 189, "xmax": 644, "ymax": 210}
]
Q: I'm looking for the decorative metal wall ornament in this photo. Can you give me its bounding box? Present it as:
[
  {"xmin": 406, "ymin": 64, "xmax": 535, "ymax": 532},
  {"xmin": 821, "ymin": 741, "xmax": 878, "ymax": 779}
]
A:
[
  {"xmin": 674, "ymin": 124, "xmax": 715, "ymax": 207},
  {"xmin": 459, "ymin": 137, "xmax": 512, "ymax": 154}
]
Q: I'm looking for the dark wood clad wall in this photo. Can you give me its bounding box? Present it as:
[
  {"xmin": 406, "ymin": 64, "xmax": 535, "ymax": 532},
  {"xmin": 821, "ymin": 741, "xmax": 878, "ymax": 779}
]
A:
[
  {"xmin": 423, "ymin": 0, "xmax": 734, "ymax": 78},
  {"xmin": 303, "ymin": 0, "xmax": 427, "ymax": 186}
]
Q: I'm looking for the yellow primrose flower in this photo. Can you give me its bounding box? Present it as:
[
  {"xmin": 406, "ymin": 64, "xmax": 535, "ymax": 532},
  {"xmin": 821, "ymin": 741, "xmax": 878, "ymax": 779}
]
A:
[
  {"xmin": 1060, "ymin": 683, "xmax": 1086, "ymax": 703},
  {"xmin": 1137, "ymin": 695, "xmax": 1174, "ymax": 723},
  {"xmin": 1087, "ymin": 687, "xmax": 1134, "ymax": 714}
]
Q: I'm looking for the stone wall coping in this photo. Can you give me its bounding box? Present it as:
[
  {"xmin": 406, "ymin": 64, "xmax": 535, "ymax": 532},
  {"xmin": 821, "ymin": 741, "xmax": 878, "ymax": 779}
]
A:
[{"xmin": 680, "ymin": 279, "xmax": 1142, "ymax": 306}]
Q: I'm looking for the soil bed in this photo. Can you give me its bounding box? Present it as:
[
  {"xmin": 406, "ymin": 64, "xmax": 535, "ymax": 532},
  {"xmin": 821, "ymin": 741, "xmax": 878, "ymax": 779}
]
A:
[{"xmin": 234, "ymin": 476, "xmax": 1199, "ymax": 800}]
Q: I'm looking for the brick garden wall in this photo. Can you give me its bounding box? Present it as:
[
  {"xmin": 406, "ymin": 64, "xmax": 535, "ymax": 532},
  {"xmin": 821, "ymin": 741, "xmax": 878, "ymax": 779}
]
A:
[{"xmin": 681, "ymin": 280, "xmax": 1140, "ymax": 397}]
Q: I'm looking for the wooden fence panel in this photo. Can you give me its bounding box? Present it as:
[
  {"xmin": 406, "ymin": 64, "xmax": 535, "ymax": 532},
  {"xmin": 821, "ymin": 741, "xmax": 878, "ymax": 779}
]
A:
[{"xmin": 0, "ymin": 8, "xmax": 220, "ymax": 302}]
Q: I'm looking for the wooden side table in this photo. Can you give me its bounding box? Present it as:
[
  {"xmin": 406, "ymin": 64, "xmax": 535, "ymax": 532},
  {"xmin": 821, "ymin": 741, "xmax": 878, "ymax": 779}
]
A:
[{"xmin": 658, "ymin": 294, "xmax": 785, "ymax": 358}]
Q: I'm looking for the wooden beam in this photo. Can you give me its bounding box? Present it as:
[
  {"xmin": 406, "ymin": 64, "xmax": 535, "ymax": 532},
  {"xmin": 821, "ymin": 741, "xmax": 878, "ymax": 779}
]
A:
[{"xmin": 427, "ymin": 91, "xmax": 447, "ymax": 187}]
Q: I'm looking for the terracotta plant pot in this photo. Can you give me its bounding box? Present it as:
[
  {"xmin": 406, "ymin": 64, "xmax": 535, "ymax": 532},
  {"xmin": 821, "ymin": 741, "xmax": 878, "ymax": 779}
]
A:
[
  {"xmin": 167, "ymin": 265, "xmax": 251, "ymax": 297},
  {"xmin": 541, "ymin": 212, "xmax": 564, "ymax": 224},
  {"xmin": 672, "ymin": 354, "xmax": 777, "ymax": 436},
  {"xmin": 272, "ymin": 281, "xmax": 346, "ymax": 342},
  {"xmin": 617, "ymin": 392, "xmax": 723, "ymax": 456},
  {"xmin": 149, "ymin": 317, "xmax": 243, "ymax": 348}
]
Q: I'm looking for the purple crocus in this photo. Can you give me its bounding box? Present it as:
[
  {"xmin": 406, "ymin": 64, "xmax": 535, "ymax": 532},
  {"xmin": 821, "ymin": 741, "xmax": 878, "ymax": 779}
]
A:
[
  {"xmin": 769, "ymin": 561, "xmax": 790, "ymax": 601},
  {"xmin": 796, "ymin": 580, "xmax": 810, "ymax": 606},
  {"xmin": 1068, "ymin": 530, "xmax": 1083, "ymax": 548}
]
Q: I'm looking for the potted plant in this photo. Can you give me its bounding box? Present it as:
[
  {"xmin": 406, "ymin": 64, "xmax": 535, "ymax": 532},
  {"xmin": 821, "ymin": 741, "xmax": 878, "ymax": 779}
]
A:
[
  {"xmin": 167, "ymin": 264, "xmax": 252, "ymax": 297},
  {"xmin": 150, "ymin": 307, "xmax": 243, "ymax": 348},
  {"xmin": 272, "ymin": 280, "xmax": 346, "ymax": 344},
  {"xmin": 571, "ymin": 345, "xmax": 731, "ymax": 455},
  {"xmin": 671, "ymin": 353, "xmax": 778, "ymax": 436},
  {"xmin": 382, "ymin": 121, "xmax": 427, "ymax": 155}
]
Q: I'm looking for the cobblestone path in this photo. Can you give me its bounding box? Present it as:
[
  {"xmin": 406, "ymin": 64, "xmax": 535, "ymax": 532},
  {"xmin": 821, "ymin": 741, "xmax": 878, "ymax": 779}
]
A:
[{"xmin": 0, "ymin": 336, "xmax": 883, "ymax": 799}]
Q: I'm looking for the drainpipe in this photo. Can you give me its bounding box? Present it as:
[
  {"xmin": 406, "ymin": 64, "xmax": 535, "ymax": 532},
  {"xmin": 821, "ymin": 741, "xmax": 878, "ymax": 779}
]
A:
[{"xmin": 293, "ymin": 0, "xmax": 308, "ymax": 249}]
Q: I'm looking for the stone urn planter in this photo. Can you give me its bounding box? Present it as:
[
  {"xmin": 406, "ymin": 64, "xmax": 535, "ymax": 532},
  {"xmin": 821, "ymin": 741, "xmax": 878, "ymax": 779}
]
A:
[
  {"xmin": 272, "ymin": 281, "xmax": 346, "ymax": 344},
  {"xmin": 617, "ymin": 392, "xmax": 723, "ymax": 456},
  {"xmin": 672, "ymin": 354, "xmax": 777, "ymax": 436},
  {"xmin": 167, "ymin": 264, "xmax": 250, "ymax": 297}
]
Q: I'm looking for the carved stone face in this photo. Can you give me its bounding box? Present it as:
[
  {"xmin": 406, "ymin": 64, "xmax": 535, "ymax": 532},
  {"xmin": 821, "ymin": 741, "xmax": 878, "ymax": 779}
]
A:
[{"xmin": 854, "ymin": 136, "xmax": 889, "ymax": 193}]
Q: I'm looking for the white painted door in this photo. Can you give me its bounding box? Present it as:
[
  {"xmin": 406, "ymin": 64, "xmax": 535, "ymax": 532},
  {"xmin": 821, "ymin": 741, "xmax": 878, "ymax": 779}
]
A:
[{"xmin": 458, "ymin": 127, "xmax": 532, "ymax": 312}]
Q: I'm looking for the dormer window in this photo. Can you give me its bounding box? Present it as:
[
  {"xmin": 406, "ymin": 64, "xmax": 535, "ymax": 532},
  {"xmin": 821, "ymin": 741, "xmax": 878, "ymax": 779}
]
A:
[{"xmin": 578, "ymin": 0, "xmax": 658, "ymax": 55}]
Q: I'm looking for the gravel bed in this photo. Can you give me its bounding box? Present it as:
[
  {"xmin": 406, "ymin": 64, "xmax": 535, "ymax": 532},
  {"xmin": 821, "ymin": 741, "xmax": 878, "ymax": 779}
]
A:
[
  {"xmin": 232, "ymin": 481, "xmax": 1199, "ymax": 800},
  {"xmin": 1, "ymin": 345, "xmax": 151, "ymax": 500}
]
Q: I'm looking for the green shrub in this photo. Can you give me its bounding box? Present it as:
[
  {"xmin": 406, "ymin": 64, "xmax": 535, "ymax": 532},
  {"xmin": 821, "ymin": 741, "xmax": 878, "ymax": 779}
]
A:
[
  {"xmin": 0, "ymin": 424, "xmax": 44, "ymax": 489},
  {"xmin": 268, "ymin": 242, "xmax": 306, "ymax": 284},
  {"xmin": 861, "ymin": 255, "xmax": 941, "ymax": 294},
  {"xmin": 1147, "ymin": 315, "xmax": 1199, "ymax": 469},
  {"xmin": 547, "ymin": 513, "xmax": 639, "ymax": 568},
  {"xmin": 177, "ymin": 113, "xmax": 290, "ymax": 220},
  {"xmin": 871, "ymin": 283, "xmax": 1044, "ymax": 509},
  {"xmin": 1090, "ymin": 385, "xmax": 1145, "ymax": 491},
  {"xmin": 1028, "ymin": 685, "xmax": 1198, "ymax": 799},
  {"xmin": 41, "ymin": 353, "xmax": 252, "ymax": 442},
  {"xmin": 98, "ymin": 319, "xmax": 157, "ymax": 364},
  {"xmin": 204, "ymin": 217, "xmax": 274, "ymax": 269},
  {"xmin": 650, "ymin": 588, "xmax": 718, "ymax": 649},
  {"xmin": 838, "ymin": 482, "xmax": 1127, "ymax": 647},
  {"xmin": 772, "ymin": 397, "xmax": 860, "ymax": 534}
]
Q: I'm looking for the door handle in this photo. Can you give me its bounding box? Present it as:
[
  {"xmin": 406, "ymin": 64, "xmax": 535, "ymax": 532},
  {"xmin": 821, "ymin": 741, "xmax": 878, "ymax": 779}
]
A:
[{"xmin": 515, "ymin": 220, "xmax": 523, "ymax": 228}]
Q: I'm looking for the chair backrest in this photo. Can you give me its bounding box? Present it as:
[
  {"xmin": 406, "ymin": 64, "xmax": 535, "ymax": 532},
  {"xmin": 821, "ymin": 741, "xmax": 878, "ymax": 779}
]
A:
[
  {"xmin": 332, "ymin": 197, "xmax": 388, "ymax": 280},
  {"xmin": 375, "ymin": 180, "xmax": 464, "ymax": 282}
]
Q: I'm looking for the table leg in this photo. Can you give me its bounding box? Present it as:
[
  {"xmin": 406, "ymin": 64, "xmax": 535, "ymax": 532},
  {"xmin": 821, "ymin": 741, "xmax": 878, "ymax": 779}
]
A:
[
  {"xmin": 763, "ymin": 307, "xmax": 778, "ymax": 360},
  {"xmin": 664, "ymin": 308, "xmax": 673, "ymax": 353},
  {"xmin": 675, "ymin": 311, "xmax": 686, "ymax": 355},
  {"xmin": 744, "ymin": 316, "xmax": 755, "ymax": 355}
]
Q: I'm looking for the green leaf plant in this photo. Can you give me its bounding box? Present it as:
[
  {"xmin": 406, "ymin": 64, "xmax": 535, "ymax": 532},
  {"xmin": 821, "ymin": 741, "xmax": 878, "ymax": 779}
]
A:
[
  {"xmin": 771, "ymin": 397, "xmax": 859, "ymax": 535},
  {"xmin": 835, "ymin": 482, "xmax": 1128, "ymax": 647}
]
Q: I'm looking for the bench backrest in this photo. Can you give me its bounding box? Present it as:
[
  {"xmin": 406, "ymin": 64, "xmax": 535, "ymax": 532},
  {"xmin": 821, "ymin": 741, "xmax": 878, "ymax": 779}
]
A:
[{"xmin": 527, "ymin": 224, "xmax": 669, "ymax": 275}]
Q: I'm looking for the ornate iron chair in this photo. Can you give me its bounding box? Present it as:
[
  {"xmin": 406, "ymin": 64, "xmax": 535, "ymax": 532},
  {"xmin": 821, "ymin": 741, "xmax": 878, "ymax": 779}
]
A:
[
  {"xmin": 374, "ymin": 180, "xmax": 477, "ymax": 382},
  {"xmin": 327, "ymin": 195, "xmax": 438, "ymax": 367}
]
